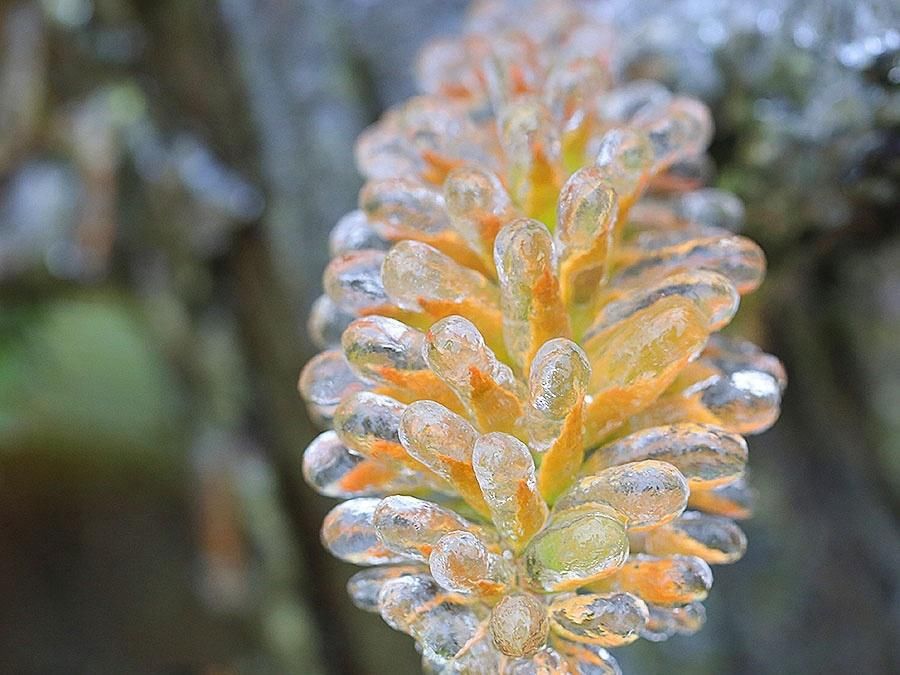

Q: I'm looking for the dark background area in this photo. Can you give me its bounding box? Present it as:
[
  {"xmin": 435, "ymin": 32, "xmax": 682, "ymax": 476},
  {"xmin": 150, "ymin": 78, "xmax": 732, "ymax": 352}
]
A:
[{"xmin": 0, "ymin": 1, "xmax": 897, "ymax": 673}]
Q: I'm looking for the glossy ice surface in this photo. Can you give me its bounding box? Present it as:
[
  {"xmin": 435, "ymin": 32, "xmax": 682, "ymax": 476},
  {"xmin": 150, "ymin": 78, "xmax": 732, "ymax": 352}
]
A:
[{"xmin": 300, "ymin": 0, "xmax": 784, "ymax": 671}]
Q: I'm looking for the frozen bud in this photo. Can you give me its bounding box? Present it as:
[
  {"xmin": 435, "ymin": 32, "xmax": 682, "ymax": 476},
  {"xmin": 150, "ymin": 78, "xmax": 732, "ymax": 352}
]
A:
[
  {"xmin": 425, "ymin": 315, "xmax": 514, "ymax": 392},
  {"xmin": 544, "ymin": 57, "xmax": 612, "ymax": 131},
  {"xmin": 347, "ymin": 565, "xmax": 424, "ymax": 612},
  {"xmin": 644, "ymin": 511, "xmax": 748, "ymax": 564},
  {"xmin": 382, "ymin": 240, "xmax": 498, "ymax": 312},
  {"xmin": 589, "ymin": 270, "xmax": 740, "ymax": 338},
  {"xmin": 302, "ymin": 430, "xmax": 364, "ymax": 497},
  {"xmin": 584, "ymin": 424, "xmax": 747, "ymax": 489},
  {"xmin": 613, "ymin": 230, "xmax": 767, "ymax": 296},
  {"xmin": 329, "ymin": 209, "xmax": 390, "ymax": 256},
  {"xmin": 582, "ymin": 297, "xmax": 710, "ymax": 444},
  {"xmin": 399, "ymin": 401, "xmax": 488, "ymax": 515},
  {"xmin": 557, "ymin": 460, "xmax": 688, "ymax": 530},
  {"xmin": 598, "ymin": 80, "xmax": 671, "ymax": 123},
  {"xmin": 548, "ymin": 592, "xmax": 649, "ymax": 647},
  {"xmin": 554, "ymin": 640, "xmax": 622, "ymax": 675},
  {"xmin": 489, "ymin": 593, "xmax": 549, "ymax": 658},
  {"xmin": 321, "ymin": 498, "xmax": 410, "ymax": 565},
  {"xmin": 373, "ymin": 495, "xmax": 481, "ymax": 561},
  {"xmin": 705, "ymin": 335, "xmax": 787, "ymax": 391},
  {"xmin": 590, "ymin": 127, "xmax": 655, "ymax": 202},
  {"xmin": 413, "ymin": 601, "xmax": 484, "ymax": 660},
  {"xmin": 688, "ymin": 477, "xmax": 755, "ymax": 520},
  {"xmin": 298, "ymin": 350, "xmax": 367, "ymax": 425},
  {"xmin": 378, "ymin": 573, "xmax": 441, "ymax": 633},
  {"xmin": 355, "ymin": 117, "xmax": 419, "ymax": 181},
  {"xmin": 323, "ymin": 250, "xmax": 389, "ymax": 312},
  {"xmin": 678, "ymin": 189, "xmax": 746, "ymax": 232},
  {"xmin": 525, "ymin": 338, "xmax": 591, "ymax": 502},
  {"xmin": 527, "ymin": 338, "xmax": 591, "ymax": 430},
  {"xmin": 523, "ymin": 509, "xmax": 628, "ymax": 592},
  {"xmin": 425, "ymin": 316, "xmax": 521, "ymax": 432},
  {"xmin": 632, "ymin": 96, "xmax": 713, "ymax": 171},
  {"xmin": 505, "ymin": 647, "xmax": 570, "ymax": 674},
  {"xmin": 591, "ymin": 554, "xmax": 713, "ymax": 606},
  {"xmin": 429, "ymin": 530, "xmax": 509, "ymax": 594},
  {"xmin": 494, "ymin": 218, "xmax": 568, "ymax": 370},
  {"xmin": 444, "ymin": 165, "xmax": 514, "ymax": 259},
  {"xmin": 688, "ymin": 339, "xmax": 785, "ymax": 434},
  {"xmin": 498, "ymin": 100, "xmax": 562, "ymax": 222},
  {"xmin": 332, "ymin": 391, "xmax": 405, "ymax": 458},
  {"xmin": 380, "ymin": 573, "xmax": 484, "ymax": 658},
  {"xmin": 416, "ymin": 37, "xmax": 482, "ymax": 99},
  {"xmin": 703, "ymin": 369, "xmax": 786, "ymax": 424},
  {"xmin": 360, "ymin": 178, "xmax": 449, "ymax": 239},
  {"xmin": 307, "ymin": 295, "xmax": 355, "ymax": 349},
  {"xmin": 556, "ymin": 167, "xmax": 618, "ymax": 306},
  {"xmin": 640, "ymin": 602, "xmax": 707, "ymax": 642},
  {"xmin": 473, "ymin": 432, "xmax": 548, "ymax": 549},
  {"xmin": 342, "ymin": 315, "xmax": 428, "ymax": 383}
]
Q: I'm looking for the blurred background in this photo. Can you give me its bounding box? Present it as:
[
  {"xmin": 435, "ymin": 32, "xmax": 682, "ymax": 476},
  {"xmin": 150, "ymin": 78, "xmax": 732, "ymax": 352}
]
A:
[{"xmin": 0, "ymin": 0, "xmax": 898, "ymax": 673}]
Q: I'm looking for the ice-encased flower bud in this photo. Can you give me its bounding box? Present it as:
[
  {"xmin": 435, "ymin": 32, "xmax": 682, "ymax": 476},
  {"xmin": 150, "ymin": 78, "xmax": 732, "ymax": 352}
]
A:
[
  {"xmin": 494, "ymin": 218, "xmax": 568, "ymax": 370},
  {"xmin": 473, "ymin": 432, "xmax": 548, "ymax": 550},
  {"xmin": 556, "ymin": 460, "xmax": 689, "ymax": 531},
  {"xmin": 490, "ymin": 593, "xmax": 549, "ymax": 658},
  {"xmin": 523, "ymin": 509, "xmax": 629, "ymax": 592},
  {"xmin": 548, "ymin": 592, "xmax": 649, "ymax": 647}
]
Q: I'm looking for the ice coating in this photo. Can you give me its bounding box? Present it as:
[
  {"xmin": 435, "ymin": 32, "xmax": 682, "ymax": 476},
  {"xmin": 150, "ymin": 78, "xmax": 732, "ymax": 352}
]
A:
[
  {"xmin": 300, "ymin": 0, "xmax": 785, "ymax": 670},
  {"xmin": 584, "ymin": 423, "xmax": 748, "ymax": 488},
  {"xmin": 499, "ymin": 100, "xmax": 563, "ymax": 224},
  {"xmin": 473, "ymin": 432, "xmax": 548, "ymax": 549},
  {"xmin": 332, "ymin": 391, "xmax": 405, "ymax": 457},
  {"xmin": 612, "ymin": 233, "xmax": 767, "ymax": 295},
  {"xmin": 361, "ymin": 178, "xmax": 449, "ymax": 238},
  {"xmin": 321, "ymin": 498, "xmax": 410, "ymax": 565},
  {"xmin": 643, "ymin": 510, "xmax": 748, "ymax": 564},
  {"xmin": 347, "ymin": 565, "xmax": 425, "ymax": 612},
  {"xmin": 677, "ymin": 188, "xmax": 746, "ymax": 232},
  {"xmin": 582, "ymin": 297, "xmax": 710, "ymax": 444},
  {"xmin": 323, "ymin": 250, "xmax": 390, "ymax": 312},
  {"xmin": 556, "ymin": 167, "xmax": 618, "ymax": 308},
  {"xmin": 588, "ymin": 269, "xmax": 740, "ymax": 337},
  {"xmin": 556, "ymin": 460, "xmax": 689, "ymax": 531},
  {"xmin": 378, "ymin": 574, "xmax": 487, "ymax": 660},
  {"xmin": 525, "ymin": 338, "xmax": 591, "ymax": 503},
  {"xmin": 302, "ymin": 430, "xmax": 365, "ymax": 497},
  {"xmin": 554, "ymin": 640, "xmax": 622, "ymax": 674},
  {"xmin": 443, "ymin": 165, "xmax": 515, "ymax": 263},
  {"xmin": 640, "ymin": 602, "xmax": 707, "ymax": 642},
  {"xmin": 493, "ymin": 218, "xmax": 569, "ymax": 371},
  {"xmin": 632, "ymin": 96, "xmax": 714, "ymax": 171},
  {"xmin": 298, "ymin": 350, "xmax": 367, "ymax": 424},
  {"xmin": 688, "ymin": 477, "xmax": 755, "ymax": 520},
  {"xmin": 382, "ymin": 240, "xmax": 497, "ymax": 312},
  {"xmin": 490, "ymin": 593, "xmax": 549, "ymax": 658},
  {"xmin": 342, "ymin": 315, "xmax": 428, "ymax": 382},
  {"xmin": 399, "ymin": 400, "xmax": 488, "ymax": 514},
  {"xmin": 523, "ymin": 509, "xmax": 629, "ymax": 592},
  {"xmin": 589, "ymin": 555, "xmax": 714, "ymax": 606},
  {"xmin": 683, "ymin": 336, "xmax": 787, "ymax": 434},
  {"xmin": 308, "ymin": 295, "xmax": 357, "ymax": 349},
  {"xmin": 329, "ymin": 209, "xmax": 390, "ymax": 256},
  {"xmin": 424, "ymin": 316, "xmax": 522, "ymax": 433},
  {"xmin": 590, "ymin": 127, "xmax": 655, "ymax": 204},
  {"xmin": 548, "ymin": 592, "xmax": 649, "ymax": 647},
  {"xmin": 429, "ymin": 530, "xmax": 509, "ymax": 595},
  {"xmin": 373, "ymin": 495, "xmax": 481, "ymax": 561}
]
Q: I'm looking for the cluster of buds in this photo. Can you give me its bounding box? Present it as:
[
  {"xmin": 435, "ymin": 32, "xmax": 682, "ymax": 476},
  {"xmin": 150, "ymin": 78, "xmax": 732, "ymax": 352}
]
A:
[{"xmin": 299, "ymin": 1, "xmax": 785, "ymax": 672}]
